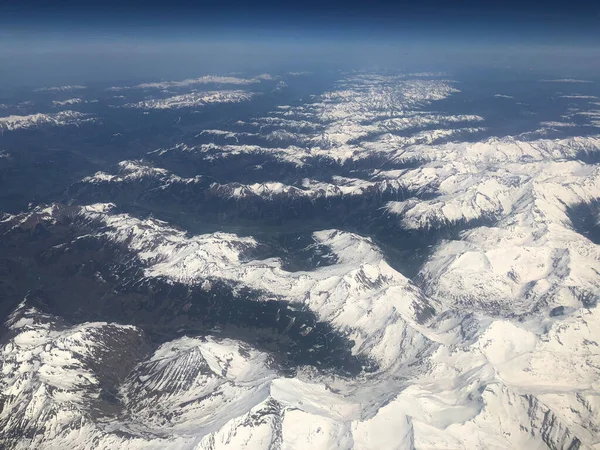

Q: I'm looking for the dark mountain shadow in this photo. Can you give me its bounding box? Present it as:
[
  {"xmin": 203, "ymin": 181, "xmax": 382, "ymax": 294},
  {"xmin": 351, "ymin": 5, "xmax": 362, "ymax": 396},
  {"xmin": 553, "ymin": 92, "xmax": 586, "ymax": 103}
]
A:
[
  {"xmin": 567, "ymin": 199, "xmax": 600, "ymax": 245},
  {"xmin": 0, "ymin": 214, "xmax": 375, "ymax": 377}
]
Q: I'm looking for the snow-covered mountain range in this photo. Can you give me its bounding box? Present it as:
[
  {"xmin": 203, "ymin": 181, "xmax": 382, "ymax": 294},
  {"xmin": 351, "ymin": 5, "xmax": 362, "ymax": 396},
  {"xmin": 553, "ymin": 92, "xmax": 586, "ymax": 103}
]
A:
[
  {"xmin": 125, "ymin": 90, "xmax": 258, "ymax": 110},
  {"xmin": 1, "ymin": 71, "xmax": 599, "ymax": 449},
  {"xmin": 0, "ymin": 110, "xmax": 95, "ymax": 132}
]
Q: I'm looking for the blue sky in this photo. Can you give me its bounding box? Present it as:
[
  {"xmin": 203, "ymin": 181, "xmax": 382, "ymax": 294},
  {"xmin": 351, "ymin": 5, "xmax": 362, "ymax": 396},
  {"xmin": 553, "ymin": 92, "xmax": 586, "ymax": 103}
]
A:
[
  {"xmin": 0, "ymin": 0, "xmax": 599, "ymax": 88},
  {"xmin": 1, "ymin": 0, "xmax": 599, "ymax": 42}
]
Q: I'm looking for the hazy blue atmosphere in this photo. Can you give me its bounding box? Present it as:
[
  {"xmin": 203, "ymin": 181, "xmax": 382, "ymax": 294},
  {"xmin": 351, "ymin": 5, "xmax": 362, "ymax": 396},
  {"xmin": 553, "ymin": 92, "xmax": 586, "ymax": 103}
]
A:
[{"xmin": 1, "ymin": 0, "xmax": 600, "ymax": 88}]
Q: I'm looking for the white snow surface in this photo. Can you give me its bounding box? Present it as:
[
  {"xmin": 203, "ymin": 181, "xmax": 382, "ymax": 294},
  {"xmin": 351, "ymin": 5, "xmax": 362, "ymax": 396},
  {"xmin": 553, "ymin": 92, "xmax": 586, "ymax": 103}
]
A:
[
  {"xmin": 3, "ymin": 72, "xmax": 600, "ymax": 448},
  {"xmin": 108, "ymin": 74, "xmax": 274, "ymax": 91},
  {"xmin": 151, "ymin": 74, "xmax": 484, "ymax": 163},
  {"xmin": 13, "ymin": 197, "xmax": 580, "ymax": 448},
  {"xmin": 2, "ymin": 238, "xmax": 599, "ymax": 448},
  {"xmin": 541, "ymin": 79, "xmax": 594, "ymax": 84},
  {"xmin": 79, "ymin": 205, "xmax": 437, "ymax": 370},
  {"xmin": 52, "ymin": 98, "xmax": 84, "ymax": 106},
  {"xmin": 34, "ymin": 85, "xmax": 87, "ymax": 92},
  {"xmin": 125, "ymin": 90, "xmax": 257, "ymax": 109},
  {"xmin": 0, "ymin": 111, "xmax": 94, "ymax": 131}
]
